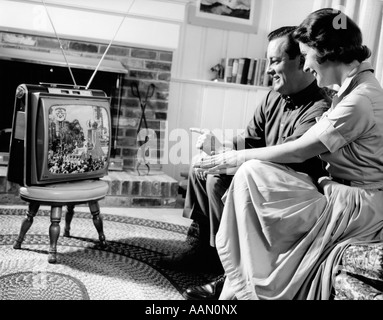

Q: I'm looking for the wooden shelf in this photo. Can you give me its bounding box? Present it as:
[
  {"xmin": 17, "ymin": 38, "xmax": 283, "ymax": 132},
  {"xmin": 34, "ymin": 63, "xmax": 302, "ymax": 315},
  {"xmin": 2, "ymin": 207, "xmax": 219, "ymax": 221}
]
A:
[{"xmin": 171, "ymin": 77, "xmax": 271, "ymax": 91}]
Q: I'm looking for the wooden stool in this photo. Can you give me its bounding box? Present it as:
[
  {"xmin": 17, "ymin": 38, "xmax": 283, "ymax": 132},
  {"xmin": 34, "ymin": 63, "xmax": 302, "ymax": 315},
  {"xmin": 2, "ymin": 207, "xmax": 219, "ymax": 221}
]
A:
[{"xmin": 13, "ymin": 179, "xmax": 109, "ymax": 264}]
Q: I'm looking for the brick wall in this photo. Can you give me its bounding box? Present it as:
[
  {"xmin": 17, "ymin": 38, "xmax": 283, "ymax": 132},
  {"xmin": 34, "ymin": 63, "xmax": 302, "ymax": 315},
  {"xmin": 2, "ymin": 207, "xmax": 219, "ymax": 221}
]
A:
[
  {"xmin": 0, "ymin": 166, "xmax": 180, "ymax": 208},
  {"xmin": 0, "ymin": 31, "xmax": 172, "ymax": 171}
]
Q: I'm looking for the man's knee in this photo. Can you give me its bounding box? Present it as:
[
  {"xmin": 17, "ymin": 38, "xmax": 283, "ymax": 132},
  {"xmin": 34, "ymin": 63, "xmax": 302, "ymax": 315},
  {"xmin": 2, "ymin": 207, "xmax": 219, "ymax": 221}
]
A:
[
  {"xmin": 206, "ymin": 175, "xmax": 231, "ymax": 202},
  {"xmin": 206, "ymin": 175, "xmax": 221, "ymax": 193},
  {"xmin": 188, "ymin": 164, "xmax": 197, "ymax": 179}
]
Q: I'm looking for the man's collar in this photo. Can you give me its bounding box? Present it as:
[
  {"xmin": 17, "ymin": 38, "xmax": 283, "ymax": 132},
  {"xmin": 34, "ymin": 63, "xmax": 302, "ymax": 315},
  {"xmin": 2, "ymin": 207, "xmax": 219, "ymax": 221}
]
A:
[{"xmin": 281, "ymin": 80, "xmax": 319, "ymax": 110}]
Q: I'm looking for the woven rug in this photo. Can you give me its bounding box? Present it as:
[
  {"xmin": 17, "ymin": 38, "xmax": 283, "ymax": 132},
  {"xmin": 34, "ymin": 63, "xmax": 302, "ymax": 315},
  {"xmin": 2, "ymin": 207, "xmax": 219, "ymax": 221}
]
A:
[{"xmin": 0, "ymin": 207, "xmax": 220, "ymax": 300}]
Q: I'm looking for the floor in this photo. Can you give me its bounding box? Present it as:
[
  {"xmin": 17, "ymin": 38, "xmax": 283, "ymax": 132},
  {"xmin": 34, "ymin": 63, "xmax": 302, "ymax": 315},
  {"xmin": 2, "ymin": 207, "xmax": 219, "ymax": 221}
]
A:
[{"xmin": 0, "ymin": 204, "xmax": 192, "ymax": 228}]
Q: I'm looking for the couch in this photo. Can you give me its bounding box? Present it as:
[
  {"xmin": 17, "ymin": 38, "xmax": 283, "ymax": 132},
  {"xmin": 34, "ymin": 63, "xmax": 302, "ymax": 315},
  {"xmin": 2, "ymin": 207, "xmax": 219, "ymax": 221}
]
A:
[{"xmin": 333, "ymin": 241, "xmax": 383, "ymax": 300}]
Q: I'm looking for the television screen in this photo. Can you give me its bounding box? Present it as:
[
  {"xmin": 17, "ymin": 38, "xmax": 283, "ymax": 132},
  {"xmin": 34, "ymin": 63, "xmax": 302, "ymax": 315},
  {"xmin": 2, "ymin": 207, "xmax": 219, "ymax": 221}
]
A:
[
  {"xmin": 7, "ymin": 83, "xmax": 111, "ymax": 186},
  {"xmin": 44, "ymin": 102, "xmax": 109, "ymax": 175}
]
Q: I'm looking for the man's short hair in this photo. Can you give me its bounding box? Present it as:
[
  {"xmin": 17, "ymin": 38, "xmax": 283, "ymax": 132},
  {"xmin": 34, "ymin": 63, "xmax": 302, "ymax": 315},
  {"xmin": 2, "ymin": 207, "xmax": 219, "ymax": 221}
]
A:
[{"xmin": 268, "ymin": 26, "xmax": 301, "ymax": 61}]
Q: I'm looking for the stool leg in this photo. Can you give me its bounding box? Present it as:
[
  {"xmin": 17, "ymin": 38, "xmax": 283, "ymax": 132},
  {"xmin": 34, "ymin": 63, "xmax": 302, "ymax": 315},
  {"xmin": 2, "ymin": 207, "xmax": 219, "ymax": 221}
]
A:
[
  {"xmin": 89, "ymin": 201, "xmax": 107, "ymax": 248},
  {"xmin": 64, "ymin": 205, "xmax": 75, "ymax": 237},
  {"xmin": 13, "ymin": 202, "xmax": 40, "ymax": 249},
  {"xmin": 48, "ymin": 206, "xmax": 62, "ymax": 264}
]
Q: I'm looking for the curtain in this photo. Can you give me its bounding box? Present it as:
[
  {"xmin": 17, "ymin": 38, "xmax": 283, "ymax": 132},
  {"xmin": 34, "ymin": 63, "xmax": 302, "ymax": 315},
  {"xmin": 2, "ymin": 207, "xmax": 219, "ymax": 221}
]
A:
[{"xmin": 312, "ymin": 0, "xmax": 383, "ymax": 86}]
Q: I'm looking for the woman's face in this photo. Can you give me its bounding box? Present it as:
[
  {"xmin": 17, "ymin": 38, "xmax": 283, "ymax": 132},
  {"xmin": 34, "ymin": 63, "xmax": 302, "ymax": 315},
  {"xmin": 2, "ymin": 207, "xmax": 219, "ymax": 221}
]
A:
[{"xmin": 299, "ymin": 42, "xmax": 335, "ymax": 87}]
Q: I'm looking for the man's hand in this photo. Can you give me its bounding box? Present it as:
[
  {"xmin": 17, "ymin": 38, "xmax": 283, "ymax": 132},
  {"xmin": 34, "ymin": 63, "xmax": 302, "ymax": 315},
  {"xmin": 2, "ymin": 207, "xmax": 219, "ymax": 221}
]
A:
[
  {"xmin": 191, "ymin": 153, "xmax": 208, "ymax": 180},
  {"xmin": 190, "ymin": 127, "xmax": 228, "ymax": 155}
]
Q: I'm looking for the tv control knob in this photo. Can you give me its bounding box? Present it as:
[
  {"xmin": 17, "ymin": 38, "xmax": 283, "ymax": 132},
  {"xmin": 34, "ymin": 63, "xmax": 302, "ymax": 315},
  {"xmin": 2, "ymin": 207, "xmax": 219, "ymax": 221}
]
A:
[{"xmin": 16, "ymin": 85, "xmax": 26, "ymax": 99}]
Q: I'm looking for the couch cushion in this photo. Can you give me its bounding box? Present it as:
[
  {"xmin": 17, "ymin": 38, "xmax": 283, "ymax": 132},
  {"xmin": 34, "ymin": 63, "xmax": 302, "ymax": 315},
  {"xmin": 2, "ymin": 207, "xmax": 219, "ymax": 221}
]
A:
[
  {"xmin": 341, "ymin": 242, "xmax": 383, "ymax": 281},
  {"xmin": 334, "ymin": 272, "xmax": 383, "ymax": 300}
]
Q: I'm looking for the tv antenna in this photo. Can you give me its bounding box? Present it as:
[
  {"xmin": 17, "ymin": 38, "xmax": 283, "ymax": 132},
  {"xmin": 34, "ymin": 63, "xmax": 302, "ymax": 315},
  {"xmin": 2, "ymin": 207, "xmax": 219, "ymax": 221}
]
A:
[{"xmin": 41, "ymin": 0, "xmax": 134, "ymax": 89}]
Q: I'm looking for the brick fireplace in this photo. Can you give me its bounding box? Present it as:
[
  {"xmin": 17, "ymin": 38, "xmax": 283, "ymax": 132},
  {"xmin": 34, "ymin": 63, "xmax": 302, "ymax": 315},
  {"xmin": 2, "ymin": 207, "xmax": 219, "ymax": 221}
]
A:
[{"xmin": 0, "ymin": 31, "xmax": 180, "ymax": 207}]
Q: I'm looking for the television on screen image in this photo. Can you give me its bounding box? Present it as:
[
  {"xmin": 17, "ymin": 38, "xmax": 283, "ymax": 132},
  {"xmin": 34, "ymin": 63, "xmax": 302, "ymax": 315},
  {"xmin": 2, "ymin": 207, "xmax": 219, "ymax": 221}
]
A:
[{"xmin": 7, "ymin": 83, "xmax": 111, "ymax": 186}]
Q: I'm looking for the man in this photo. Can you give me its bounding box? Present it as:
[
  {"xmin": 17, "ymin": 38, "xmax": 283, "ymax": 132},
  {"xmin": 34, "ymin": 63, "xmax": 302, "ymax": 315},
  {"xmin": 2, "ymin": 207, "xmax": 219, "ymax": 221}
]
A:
[{"xmin": 163, "ymin": 26, "xmax": 332, "ymax": 300}]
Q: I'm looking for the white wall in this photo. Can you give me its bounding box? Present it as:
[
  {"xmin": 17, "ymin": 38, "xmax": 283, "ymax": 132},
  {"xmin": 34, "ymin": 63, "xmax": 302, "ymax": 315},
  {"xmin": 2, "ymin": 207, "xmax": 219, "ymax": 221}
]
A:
[
  {"xmin": 269, "ymin": 0, "xmax": 317, "ymax": 31},
  {"xmin": 0, "ymin": 0, "xmax": 186, "ymax": 50}
]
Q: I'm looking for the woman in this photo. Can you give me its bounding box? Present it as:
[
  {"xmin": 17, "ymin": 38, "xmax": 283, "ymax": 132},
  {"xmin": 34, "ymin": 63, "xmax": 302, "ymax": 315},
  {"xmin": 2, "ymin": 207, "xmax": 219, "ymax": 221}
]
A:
[{"xmin": 194, "ymin": 8, "xmax": 383, "ymax": 299}]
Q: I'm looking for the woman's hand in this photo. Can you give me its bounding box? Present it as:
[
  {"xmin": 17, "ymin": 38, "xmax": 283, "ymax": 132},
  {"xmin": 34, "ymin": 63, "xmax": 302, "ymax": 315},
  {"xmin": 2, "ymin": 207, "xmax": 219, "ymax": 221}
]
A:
[{"xmin": 193, "ymin": 150, "xmax": 246, "ymax": 175}]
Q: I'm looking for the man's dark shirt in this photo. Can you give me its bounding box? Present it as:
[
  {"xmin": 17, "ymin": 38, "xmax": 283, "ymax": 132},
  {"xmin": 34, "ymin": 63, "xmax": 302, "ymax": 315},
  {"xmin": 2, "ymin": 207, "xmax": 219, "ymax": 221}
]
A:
[{"xmin": 233, "ymin": 80, "xmax": 332, "ymax": 181}]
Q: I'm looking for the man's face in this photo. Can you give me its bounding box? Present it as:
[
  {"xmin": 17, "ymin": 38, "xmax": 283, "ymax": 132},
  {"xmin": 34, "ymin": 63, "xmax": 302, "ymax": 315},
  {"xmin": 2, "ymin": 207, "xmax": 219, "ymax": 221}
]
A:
[{"xmin": 266, "ymin": 37, "xmax": 304, "ymax": 95}]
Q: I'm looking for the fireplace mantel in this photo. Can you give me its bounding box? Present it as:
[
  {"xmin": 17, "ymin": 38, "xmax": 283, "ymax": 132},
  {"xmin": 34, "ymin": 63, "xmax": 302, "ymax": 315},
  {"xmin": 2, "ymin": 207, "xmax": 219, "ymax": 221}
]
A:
[
  {"xmin": 0, "ymin": 30, "xmax": 172, "ymax": 172},
  {"xmin": 0, "ymin": 47, "xmax": 128, "ymax": 74}
]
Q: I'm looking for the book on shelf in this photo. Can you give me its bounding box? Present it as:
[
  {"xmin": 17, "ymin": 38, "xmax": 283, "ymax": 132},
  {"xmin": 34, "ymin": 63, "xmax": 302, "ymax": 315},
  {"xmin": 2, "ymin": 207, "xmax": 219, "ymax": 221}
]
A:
[
  {"xmin": 258, "ymin": 58, "xmax": 267, "ymax": 86},
  {"xmin": 250, "ymin": 59, "xmax": 259, "ymax": 85},
  {"xmin": 239, "ymin": 58, "xmax": 251, "ymax": 85},
  {"xmin": 235, "ymin": 58, "xmax": 245, "ymax": 84},
  {"xmin": 232, "ymin": 58, "xmax": 239, "ymax": 83},
  {"xmin": 224, "ymin": 58, "xmax": 234, "ymax": 83},
  {"xmin": 254, "ymin": 58, "xmax": 261, "ymax": 86},
  {"xmin": 252, "ymin": 58, "xmax": 260, "ymax": 86},
  {"xmin": 247, "ymin": 58, "xmax": 256, "ymax": 85}
]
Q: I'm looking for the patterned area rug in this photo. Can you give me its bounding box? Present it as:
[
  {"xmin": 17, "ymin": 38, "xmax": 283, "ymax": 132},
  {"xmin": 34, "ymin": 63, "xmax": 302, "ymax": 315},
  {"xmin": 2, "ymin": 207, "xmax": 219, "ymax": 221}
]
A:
[{"xmin": 0, "ymin": 207, "xmax": 220, "ymax": 300}]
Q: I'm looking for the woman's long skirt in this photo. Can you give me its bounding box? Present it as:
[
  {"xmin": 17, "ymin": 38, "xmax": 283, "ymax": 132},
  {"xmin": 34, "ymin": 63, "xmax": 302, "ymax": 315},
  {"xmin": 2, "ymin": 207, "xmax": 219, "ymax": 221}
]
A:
[{"xmin": 216, "ymin": 160, "xmax": 383, "ymax": 300}]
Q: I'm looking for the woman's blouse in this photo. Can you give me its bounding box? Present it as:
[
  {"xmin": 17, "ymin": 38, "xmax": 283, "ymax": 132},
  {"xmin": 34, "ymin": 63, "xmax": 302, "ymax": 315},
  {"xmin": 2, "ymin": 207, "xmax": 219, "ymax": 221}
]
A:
[{"xmin": 313, "ymin": 62, "xmax": 383, "ymax": 188}]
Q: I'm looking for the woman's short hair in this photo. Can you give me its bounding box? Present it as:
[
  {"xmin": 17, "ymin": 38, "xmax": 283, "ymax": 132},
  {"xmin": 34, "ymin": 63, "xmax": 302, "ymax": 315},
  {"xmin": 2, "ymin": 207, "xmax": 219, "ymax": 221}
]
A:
[{"xmin": 293, "ymin": 8, "xmax": 371, "ymax": 64}]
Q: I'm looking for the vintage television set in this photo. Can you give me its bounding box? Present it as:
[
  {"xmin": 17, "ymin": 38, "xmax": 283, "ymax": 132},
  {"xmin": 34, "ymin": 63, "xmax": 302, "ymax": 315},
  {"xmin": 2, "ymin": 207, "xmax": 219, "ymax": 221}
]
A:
[{"xmin": 7, "ymin": 83, "xmax": 111, "ymax": 186}]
